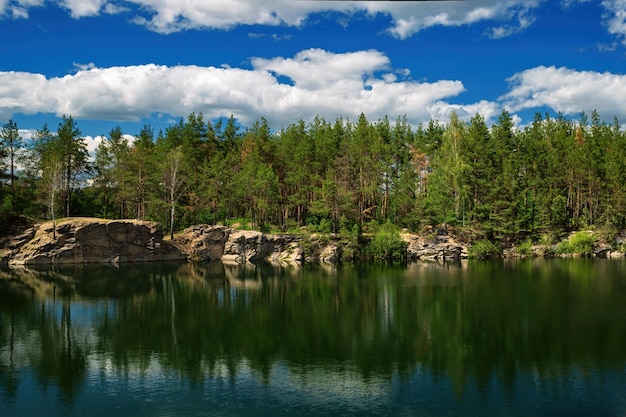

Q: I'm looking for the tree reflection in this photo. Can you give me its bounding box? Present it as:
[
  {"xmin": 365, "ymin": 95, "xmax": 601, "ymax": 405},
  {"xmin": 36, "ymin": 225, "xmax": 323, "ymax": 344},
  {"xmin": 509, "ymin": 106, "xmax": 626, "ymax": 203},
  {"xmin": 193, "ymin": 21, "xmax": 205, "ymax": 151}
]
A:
[
  {"xmin": 1, "ymin": 259, "xmax": 626, "ymax": 404},
  {"xmin": 34, "ymin": 299, "xmax": 87, "ymax": 404}
]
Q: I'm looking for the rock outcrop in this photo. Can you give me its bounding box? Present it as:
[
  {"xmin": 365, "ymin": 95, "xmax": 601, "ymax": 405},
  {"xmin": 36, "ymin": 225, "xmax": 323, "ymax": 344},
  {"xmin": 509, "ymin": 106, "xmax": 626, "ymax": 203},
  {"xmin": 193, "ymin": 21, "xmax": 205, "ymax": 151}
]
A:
[
  {"xmin": 403, "ymin": 227, "xmax": 468, "ymax": 261},
  {"xmin": 6, "ymin": 218, "xmax": 186, "ymax": 266},
  {"xmin": 2, "ymin": 219, "xmax": 472, "ymax": 266},
  {"xmin": 171, "ymin": 225, "xmax": 303, "ymax": 264}
]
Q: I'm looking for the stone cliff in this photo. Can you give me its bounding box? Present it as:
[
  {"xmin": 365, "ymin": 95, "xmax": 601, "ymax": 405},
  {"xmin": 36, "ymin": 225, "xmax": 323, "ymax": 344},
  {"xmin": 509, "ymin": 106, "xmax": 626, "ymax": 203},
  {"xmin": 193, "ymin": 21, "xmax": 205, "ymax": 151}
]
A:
[
  {"xmin": 2, "ymin": 219, "xmax": 307, "ymax": 266},
  {"xmin": 5, "ymin": 218, "xmax": 187, "ymax": 266},
  {"xmin": 1, "ymin": 218, "xmax": 469, "ymax": 266},
  {"xmin": 170, "ymin": 225, "xmax": 303, "ymax": 264}
]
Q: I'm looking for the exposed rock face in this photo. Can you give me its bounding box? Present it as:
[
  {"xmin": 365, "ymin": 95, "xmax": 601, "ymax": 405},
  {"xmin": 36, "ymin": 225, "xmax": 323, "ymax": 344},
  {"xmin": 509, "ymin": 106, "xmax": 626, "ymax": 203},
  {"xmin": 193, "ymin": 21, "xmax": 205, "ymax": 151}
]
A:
[
  {"xmin": 7, "ymin": 219, "xmax": 186, "ymax": 266},
  {"xmin": 172, "ymin": 225, "xmax": 303, "ymax": 264},
  {"xmin": 404, "ymin": 233, "xmax": 468, "ymax": 261},
  {"xmin": 170, "ymin": 225, "xmax": 230, "ymax": 262},
  {"xmin": 3, "ymin": 219, "xmax": 472, "ymax": 266},
  {"xmin": 302, "ymin": 236, "xmax": 342, "ymax": 264}
]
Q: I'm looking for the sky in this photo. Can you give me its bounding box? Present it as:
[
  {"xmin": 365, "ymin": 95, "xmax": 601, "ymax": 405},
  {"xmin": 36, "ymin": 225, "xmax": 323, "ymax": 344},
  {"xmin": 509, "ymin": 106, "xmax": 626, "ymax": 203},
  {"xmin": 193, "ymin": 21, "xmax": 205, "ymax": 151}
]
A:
[{"xmin": 2, "ymin": 0, "xmax": 626, "ymax": 150}]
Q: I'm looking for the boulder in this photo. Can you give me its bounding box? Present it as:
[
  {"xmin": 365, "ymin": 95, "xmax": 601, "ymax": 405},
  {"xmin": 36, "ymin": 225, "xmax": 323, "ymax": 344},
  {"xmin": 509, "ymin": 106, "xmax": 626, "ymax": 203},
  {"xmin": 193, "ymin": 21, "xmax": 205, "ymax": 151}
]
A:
[
  {"xmin": 173, "ymin": 225, "xmax": 303, "ymax": 264},
  {"xmin": 405, "ymin": 235, "xmax": 468, "ymax": 261},
  {"xmin": 319, "ymin": 244, "xmax": 340, "ymax": 264},
  {"xmin": 171, "ymin": 225, "xmax": 230, "ymax": 262},
  {"xmin": 8, "ymin": 218, "xmax": 186, "ymax": 266}
]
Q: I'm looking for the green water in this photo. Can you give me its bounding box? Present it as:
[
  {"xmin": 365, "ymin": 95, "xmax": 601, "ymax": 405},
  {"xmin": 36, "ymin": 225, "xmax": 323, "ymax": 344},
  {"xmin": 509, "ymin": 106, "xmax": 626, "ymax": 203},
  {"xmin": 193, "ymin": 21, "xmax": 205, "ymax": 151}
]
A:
[{"xmin": 1, "ymin": 259, "xmax": 625, "ymax": 416}]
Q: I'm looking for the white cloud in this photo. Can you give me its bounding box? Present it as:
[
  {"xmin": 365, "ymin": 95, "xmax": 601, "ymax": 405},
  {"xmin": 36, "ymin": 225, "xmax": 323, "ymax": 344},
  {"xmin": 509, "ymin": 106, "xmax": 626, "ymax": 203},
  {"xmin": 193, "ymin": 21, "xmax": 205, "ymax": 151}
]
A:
[
  {"xmin": 128, "ymin": 0, "xmax": 345, "ymax": 33},
  {"xmin": 365, "ymin": 0, "xmax": 543, "ymax": 39},
  {"xmin": 251, "ymin": 49, "xmax": 391, "ymax": 90},
  {"xmin": 73, "ymin": 62, "xmax": 97, "ymax": 71},
  {"xmin": 0, "ymin": 49, "xmax": 471, "ymax": 129},
  {"xmin": 601, "ymin": 0, "xmax": 626, "ymax": 43},
  {"xmin": 83, "ymin": 135, "xmax": 105, "ymax": 160},
  {"xmin": 82, "ymin": 133, "xmax": 136, "ymax": 161},
  {"xmin": 1, "ymin": 0, "xmax": 545, "ymax": 38},
  {"xmin": 17, "ymin": 128, "xmax": 35, "ymax": 141},
  {"xmin": 427, "ymin": 100, "xmax": 502, "ymax": 124},
  {"xmin": 58, "ymin": 0, "xmax": 107, "ymax": 17},
  {"xmin": 103, "ymin": 2, "xmax": 127, "ymax": 14},
  {"xmin": 485, "ymin": 4, "xmax": 537, "ymax": 39},
  {"xmin": 0, "ymin": 0, "xmax": 43, "ymax": 18},
  {"xmin": 501, "ymin": 65, "xmax": 626, "ymax": 119}
]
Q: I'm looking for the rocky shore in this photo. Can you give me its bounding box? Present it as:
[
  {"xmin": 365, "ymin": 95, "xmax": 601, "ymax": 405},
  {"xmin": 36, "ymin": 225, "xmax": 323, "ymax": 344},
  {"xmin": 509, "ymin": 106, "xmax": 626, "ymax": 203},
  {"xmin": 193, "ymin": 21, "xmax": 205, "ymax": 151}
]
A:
[
  {"xmin": 1, "ymin": 217, "xmax": 623, "ymax": 267},
  {"xmin": 0, "ymin": 218, "xmax": 469, "ymax": 266}
]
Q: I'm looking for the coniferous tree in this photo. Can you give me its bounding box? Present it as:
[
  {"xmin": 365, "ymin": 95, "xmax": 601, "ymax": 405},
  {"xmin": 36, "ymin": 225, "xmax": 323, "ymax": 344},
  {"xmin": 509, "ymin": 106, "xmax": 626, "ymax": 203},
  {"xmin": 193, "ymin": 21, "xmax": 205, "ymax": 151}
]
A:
[
  {"xmin": 56, "ymin": 115, "xmax": 90, "ymax": 217},
  {"xmin": 3, "ymin": 109, "xmax": 626, "ymax": 243},
  {"xmin": 426, "ymin": 112, "xmax": 470, "ymax": 224},
  {"xmin": 0, "ymin": 119, "xmax": 22, "ymax": 211},
  {"xmin": 134, "ymin": 125, "xmax": 157, "ymax": 220}
]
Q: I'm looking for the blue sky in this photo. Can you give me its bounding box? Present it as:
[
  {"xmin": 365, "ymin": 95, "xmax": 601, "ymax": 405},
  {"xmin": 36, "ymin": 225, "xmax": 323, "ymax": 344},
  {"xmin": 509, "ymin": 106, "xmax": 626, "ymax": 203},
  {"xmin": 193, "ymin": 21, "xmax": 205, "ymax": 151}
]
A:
[{"xmin": 1, "ymin": 0, "xmax": 626, "ymax": 147}]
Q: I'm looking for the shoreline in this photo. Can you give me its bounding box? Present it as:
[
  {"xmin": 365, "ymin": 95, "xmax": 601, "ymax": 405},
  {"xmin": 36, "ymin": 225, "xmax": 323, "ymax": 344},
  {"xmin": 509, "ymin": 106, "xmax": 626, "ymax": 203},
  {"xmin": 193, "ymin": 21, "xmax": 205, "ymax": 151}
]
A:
[{"xmin": 1, "ymin": 217, "xmax": 624, "ymax": 266}]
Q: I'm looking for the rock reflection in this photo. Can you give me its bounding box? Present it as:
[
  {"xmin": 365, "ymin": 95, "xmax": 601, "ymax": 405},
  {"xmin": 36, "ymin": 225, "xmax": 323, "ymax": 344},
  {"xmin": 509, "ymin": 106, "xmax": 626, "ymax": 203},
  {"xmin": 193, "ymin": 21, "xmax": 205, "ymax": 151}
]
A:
[{"xmin": 1, "ymin": 259, "xmax": 626, "ymax": 412}]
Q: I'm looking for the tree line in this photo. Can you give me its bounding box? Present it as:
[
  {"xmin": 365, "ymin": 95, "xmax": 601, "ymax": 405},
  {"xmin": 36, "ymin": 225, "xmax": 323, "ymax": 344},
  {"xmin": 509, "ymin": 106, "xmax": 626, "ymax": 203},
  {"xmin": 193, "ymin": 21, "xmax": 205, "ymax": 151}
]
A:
[{"xmin": 1, "ymin": 110, "xmax": 625, "ymax": 244}]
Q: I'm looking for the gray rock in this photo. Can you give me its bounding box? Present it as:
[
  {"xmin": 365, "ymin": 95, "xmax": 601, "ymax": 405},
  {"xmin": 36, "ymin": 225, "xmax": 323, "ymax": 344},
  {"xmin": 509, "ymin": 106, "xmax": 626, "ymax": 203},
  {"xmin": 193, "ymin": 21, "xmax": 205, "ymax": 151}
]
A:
[{"xmin": 8, "ymin": 219, "xmax": 186, "ymax": 266}]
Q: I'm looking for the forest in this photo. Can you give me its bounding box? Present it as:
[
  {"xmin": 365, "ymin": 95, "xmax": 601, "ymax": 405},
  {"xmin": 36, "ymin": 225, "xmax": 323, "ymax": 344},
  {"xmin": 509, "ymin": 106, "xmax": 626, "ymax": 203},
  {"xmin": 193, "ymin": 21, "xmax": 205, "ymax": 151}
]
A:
[{"xmin": 1, "ymin": 109, "xmax": 625, "ymax": 249}]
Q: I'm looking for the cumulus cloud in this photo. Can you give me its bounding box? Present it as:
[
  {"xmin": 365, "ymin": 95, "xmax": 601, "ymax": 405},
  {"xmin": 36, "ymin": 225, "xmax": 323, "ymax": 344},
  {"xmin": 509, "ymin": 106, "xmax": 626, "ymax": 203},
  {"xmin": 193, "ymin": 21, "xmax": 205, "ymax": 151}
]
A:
[
  {"xmin": 369, "ymin": 0, "xmax": 543, "ymax": 39},
  {"xmin": 601, "ymin": 0, "xmax": 626, "ymax": 43},
  {"xmin": 0, "ymin": 0, "xmax": 43, "ymax": 18},
  {"xmin": 11, "ymin": 0, "xmax": 626, "ymax": 47},
  {"xmin": 251, "ymin": 49, "xmax": 391, "ymax": 90},
  {"xmin": 427, "ymin": 100, "xmax": 503, "ymax": 124},
  {"xmin": 128, "ymin": 0, "xmax": 349, "ymax": 33},
  {"xmin": 73, "ymin": 62, "xmax": 97, "ymax": 71},
  {"xmin": 58, "ymin": 0, "xmax": 107, "ymax": 18},
  {"xmin": 501, "ymin": 65, "xmax": 626, "ymax": 119},
  {"xmin": 484, "ymin": 2, "xmax": 538, "ymax": 39},
  {"xmin": 0, "ymin": 49, "xmax": 474, "ymax": 129},
  {"xmin": 129, "ymin": 0, "xmax": 546, "ymax": 38},
  {"xmin": 82, "ymin": 133, "xmax": 135, "ymax": 160},
  {"xmin": 0, "ymin": 0, "xmax": 546, "ymax": 38}
]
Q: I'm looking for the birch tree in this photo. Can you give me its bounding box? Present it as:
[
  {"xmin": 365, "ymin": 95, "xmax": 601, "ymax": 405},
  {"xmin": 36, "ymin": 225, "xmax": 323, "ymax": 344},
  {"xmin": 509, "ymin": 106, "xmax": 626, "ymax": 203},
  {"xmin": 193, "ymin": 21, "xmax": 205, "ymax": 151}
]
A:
[{"xmin": 163, "ymin": 146, "xmax": 185, "ymax": 239}]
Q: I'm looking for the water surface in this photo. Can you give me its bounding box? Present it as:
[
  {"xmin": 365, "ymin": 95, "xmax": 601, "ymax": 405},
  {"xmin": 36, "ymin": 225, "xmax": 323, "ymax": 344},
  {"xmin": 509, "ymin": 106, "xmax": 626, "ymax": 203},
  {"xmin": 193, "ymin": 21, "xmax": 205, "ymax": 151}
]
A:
[{"xmin": 1, "ymin": 259, "xmax": 625, "ymax": 416}]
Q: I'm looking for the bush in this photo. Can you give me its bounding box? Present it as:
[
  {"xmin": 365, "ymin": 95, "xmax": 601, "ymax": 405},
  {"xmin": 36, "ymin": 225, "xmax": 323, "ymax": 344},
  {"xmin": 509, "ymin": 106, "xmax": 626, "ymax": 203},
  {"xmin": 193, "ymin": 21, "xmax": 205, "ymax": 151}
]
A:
[
  {"xmin": 318, "ymin": 218, "xmax": 333, "ymax": 234},
  {"xmin": 539, "ymin": 232, "xmax": 558, "ymax": 246},
  {"xmin": 554, "ymin": 240, "xmax": 572, "ymax": 255},
  {"xmin": 469, "ymin": 239, "xmax": 501, "ymax": 259},
  {"xmin": 367, "ymin": 222, "xmax": 407, "ymax": 261},
  {"xmin": 516, "ymin": 238, "xmax": 533, "ymax": 256},
  {"xmin": 554, "ymin": 231, "xmax": 597, "ymax": 256},
  {"xmin": 569, "ymin": 231, "xmax": 597, "ymax": 255}
]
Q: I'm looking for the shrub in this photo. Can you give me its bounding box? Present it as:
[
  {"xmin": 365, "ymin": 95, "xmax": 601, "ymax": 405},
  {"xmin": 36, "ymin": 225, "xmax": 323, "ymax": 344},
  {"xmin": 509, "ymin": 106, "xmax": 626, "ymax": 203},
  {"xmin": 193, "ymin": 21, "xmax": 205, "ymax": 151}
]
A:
[
  {"xmin": 539, "ymin": 232, "xmax": 558, "ymax": 246},
  {"xmin": 516, "ymin": 238, "xmax": 533, "ymax": 256},
  {"xmin": 554, "ymin": 240, "xmax": 572, "ymax": 255},
  {"xmin": 367, "ymin": 222, "xmax": 407, "ymax": 261},
  {"xmin": 318, "ymin": 218, "xmax": 333, "ymax": 234},
  {"xmin": 469, "ymin": 239, "xmax": 501, "ymax": 259},
  {"xmin": 554, "ymin": 231, "xmax": 597, "ymax": 256},
  {"xmin": 569, "ymin": 231, "xmax": 597, "ymax": 256}
]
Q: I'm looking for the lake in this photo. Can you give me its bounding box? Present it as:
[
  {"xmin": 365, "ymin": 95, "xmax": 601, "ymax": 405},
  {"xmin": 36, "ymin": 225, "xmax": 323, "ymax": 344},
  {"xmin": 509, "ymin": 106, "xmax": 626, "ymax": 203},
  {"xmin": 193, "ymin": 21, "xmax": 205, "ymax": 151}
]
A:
[{"xmin": 1, "ymin": 259, "xmax": 625, "ymax": 416}]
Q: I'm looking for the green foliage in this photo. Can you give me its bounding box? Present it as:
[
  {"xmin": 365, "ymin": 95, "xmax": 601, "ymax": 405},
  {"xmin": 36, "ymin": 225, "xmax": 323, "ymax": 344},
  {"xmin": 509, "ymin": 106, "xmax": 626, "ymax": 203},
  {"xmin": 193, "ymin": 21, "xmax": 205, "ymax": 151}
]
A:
[
  {"xmin": 224, "ymin": 217, "xmax": 250, "ymax": 230},
  {"xmin": 550, "ymin": 195, "xmax": 568, "ymax": 229},
  {"xmin": 555, "ymin": 231, "xmax": 597, "ymax": 256},
  {"xmin": 366, "ymin": 222, "xmax": 408, "ymax": 261},
  {"xmin": 469, "ymin": 239, "xmax": 501, "ymax": 259},
  {"xmin": 554, "ymin": 240, "xmax": 572, "ymax": 255},
  {"xmin": 3, "ymin": 109, "xmax": 626, "ymax": 248},
  {"xmin": 539, "ymin": 232, "xmax": 558, "ymax": 246},
  {"xmin": 570, "ymin": 231, "xmax": 597, "ymax": 255},
  {"xmin": 516, "ymin": 238, "xmax": 533, "ymax": 256}
]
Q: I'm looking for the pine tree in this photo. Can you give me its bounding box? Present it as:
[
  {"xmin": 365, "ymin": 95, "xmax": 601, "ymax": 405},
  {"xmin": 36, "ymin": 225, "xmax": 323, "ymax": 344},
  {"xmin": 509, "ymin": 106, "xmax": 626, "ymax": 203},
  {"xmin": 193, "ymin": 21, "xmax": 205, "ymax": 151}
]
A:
[{"xmin": 0, "ymin": 119, "xmax": 22, "ymax": 211}]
